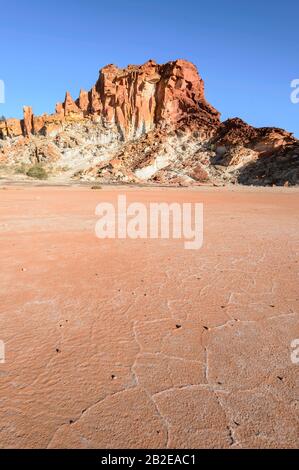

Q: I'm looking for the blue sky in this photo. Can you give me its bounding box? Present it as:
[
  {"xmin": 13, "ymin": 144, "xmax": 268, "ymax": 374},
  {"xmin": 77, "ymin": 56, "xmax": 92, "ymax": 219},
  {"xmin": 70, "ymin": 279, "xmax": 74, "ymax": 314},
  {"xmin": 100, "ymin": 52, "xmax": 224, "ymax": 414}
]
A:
[{"xmin": 1, "ymin": 0, "xmax": 298, "ymax": 136}]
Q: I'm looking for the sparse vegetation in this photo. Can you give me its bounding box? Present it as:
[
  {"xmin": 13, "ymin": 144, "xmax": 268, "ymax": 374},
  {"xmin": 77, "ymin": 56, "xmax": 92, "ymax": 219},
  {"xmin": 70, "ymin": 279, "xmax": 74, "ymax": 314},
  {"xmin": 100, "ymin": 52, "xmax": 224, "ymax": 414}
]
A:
[
  {"xmin": 55, "ymin": 165, "xmax": 70, "ymax": 172},
  {"xmin": 26, "ymin": 164, "xmax": 48, "ymax": 180},
  {"xmin": 91, "ymin": 184, "xmax": 102, "ymax": 190},
  {"xmin": 14, "ymin": 163, "xmax": 28, "ymax": 174}
]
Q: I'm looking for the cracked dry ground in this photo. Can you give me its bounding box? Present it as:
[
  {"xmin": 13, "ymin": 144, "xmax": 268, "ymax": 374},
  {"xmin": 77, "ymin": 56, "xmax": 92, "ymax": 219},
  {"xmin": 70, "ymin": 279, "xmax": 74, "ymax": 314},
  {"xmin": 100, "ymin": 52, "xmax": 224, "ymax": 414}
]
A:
[{"xmin": 0, "ymin": 185, "xmax": 298, "ymax": 449}]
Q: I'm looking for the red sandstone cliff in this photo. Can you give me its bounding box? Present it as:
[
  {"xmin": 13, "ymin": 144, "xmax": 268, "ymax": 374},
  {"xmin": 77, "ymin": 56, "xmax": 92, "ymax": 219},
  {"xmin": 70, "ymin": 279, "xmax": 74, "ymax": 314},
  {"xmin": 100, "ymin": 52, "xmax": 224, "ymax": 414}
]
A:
[
  {"xmin": 0, "ymin": 59, "xmax": 220, "ymax": 140},
  {"xmin": 0, "ymin": 59, "xmax": 298, "ymax": 186}
]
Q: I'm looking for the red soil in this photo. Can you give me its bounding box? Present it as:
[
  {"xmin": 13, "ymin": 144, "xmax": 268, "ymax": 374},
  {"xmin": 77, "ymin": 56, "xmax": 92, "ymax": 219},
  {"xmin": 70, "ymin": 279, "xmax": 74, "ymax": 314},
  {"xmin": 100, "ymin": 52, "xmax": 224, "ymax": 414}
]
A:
[{"xmin": 0, "ymin": 185, "xmax": 298, "ymax": 448}]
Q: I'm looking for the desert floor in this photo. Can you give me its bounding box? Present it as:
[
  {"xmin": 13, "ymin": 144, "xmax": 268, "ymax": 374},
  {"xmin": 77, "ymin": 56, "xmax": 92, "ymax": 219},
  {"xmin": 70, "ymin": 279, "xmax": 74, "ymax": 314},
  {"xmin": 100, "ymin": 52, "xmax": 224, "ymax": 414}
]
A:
[{"xmin": 0, "ymin": 185, "xmax": 298, "ymax": 448}]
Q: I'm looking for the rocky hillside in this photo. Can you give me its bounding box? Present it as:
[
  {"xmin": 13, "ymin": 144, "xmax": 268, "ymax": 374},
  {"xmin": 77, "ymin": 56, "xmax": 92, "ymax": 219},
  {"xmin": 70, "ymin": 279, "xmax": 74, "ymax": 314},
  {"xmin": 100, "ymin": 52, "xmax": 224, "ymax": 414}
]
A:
[{"xmin": 0, "ymin": 59, "xmax": 298, "ymax": 186}]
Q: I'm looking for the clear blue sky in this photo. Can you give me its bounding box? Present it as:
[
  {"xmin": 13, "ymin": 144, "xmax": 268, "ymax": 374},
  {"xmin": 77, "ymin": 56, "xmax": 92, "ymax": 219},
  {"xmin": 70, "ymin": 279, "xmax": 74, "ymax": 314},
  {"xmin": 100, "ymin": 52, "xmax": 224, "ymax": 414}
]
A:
[{"xmin": 1, "ymin": 0, "xmax": 298, "ymax": 136}]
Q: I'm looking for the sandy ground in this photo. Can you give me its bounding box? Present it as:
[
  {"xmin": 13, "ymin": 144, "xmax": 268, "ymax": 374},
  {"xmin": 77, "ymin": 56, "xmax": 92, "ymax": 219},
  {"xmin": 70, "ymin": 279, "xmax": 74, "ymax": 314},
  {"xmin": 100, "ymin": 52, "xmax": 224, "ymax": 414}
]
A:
[{"xmin": 0, "ymin": 185, "xmax": 298, "ymax": 449}]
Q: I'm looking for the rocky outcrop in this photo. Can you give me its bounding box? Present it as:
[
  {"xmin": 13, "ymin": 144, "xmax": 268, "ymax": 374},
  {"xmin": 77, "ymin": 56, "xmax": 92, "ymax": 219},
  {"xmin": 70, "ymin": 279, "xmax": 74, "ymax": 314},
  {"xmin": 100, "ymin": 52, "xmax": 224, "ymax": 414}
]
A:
[
  {"xmin": 0, "ymin": 59, "xmax": 297, "ymax": 186},
  {"xmin": 212, "ymin": 118, "xmax": 294, "ymax": 154},
  {"xmin": 237, "ymin": 142, "xmax": 299, "ymax": 186},
  {"xmin": 63, "ymin": 92, "xmax": 82, "ymax": 117},
  {"xmin": 0, "ymin": 118, "xmax": 23, "ymax": 138},
  {"xmin": 23, "ymin": 106, "xmax": 34, "ymax": 136},
  {"xmin": 0, "ymin": 59, "xmax": 220, "ymax": 141},
  {"xmin": 90, "ymin": 59, "xmax": 220, "ymax": 139},
  {"xmin": 76, "ymin": 89, "xmax": 89, "ymax": 113},
  {"xmin": 211, "ymin": 118, "xmax": 296, "ymax": 166}
]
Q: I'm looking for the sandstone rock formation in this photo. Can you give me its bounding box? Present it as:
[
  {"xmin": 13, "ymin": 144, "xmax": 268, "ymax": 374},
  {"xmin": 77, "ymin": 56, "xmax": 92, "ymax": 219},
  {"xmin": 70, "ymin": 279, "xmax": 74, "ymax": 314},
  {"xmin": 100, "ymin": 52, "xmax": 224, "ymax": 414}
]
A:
[
  {"xmin": 23, "ymin": 106, "xmax": 34, "ymax": 136},
  {"xmin": 0, "ymin": 118, "xmax": 23, "ymax": 138},
  {"xmin": 0, "ymin": 60, "xmax": 220, "ymax": 140},
  {"xmin": 0, "ymin": 59, "xmax": 298, "ymax": 186}
]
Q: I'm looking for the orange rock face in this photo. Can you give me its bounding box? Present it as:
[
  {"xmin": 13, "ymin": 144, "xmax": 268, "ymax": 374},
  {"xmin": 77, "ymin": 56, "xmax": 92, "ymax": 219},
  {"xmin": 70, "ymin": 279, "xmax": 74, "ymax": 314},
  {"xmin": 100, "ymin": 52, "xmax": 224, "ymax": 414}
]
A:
[
  {"xmin": 0, "ymin": 59, "xmax": 221, "ymax": 140},
  {"xmin": 3, "ymin": 118, "xmax": 23, "ymax": 138},
  {"xmin": 33, "ymin": 115, "xmax": 47, "ymax": 134},
  {"xmin": 63, "ymin": 92, "xmax": 82, "ymax": 117},
  {"xmin": 88, "ymin": 85, "xmax": 102, "ymax": 114},
  {"xmin": 55, "ymin": 102, "xmax": 64, "ymax": 117},
  {"xmin": 23, "ymin": 106, "xmax": 33, "ymax": 136},
  {"xmin": 155, "ymin": 60, "xmax": 219, "ymax": 128},
  {"xmin": 0, "ymin": 120, "xmax": 6, "ymax": 139},
  {"xmin": 91, "ymin": 59, "xmax": 220, "ymax": 138},
  {"xmin": 0, "ymin": 59, "xmax": 297, "ymax": 186},
  {"xmin": 76, "ymin": 89, "xmax": 89, "ymax": 114}
]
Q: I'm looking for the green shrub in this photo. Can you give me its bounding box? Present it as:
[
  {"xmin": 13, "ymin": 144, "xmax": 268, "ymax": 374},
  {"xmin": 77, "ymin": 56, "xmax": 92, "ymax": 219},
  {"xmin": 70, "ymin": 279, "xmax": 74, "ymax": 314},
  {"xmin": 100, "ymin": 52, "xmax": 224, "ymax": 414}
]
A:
[
  {"xmin": 26, "ymin": 164, "xmax": 48, "ymax": 180},
  {"xmin": 15, "ymin": 163, "xmax": 28, "ymax": 174}
]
